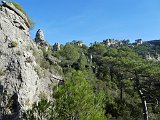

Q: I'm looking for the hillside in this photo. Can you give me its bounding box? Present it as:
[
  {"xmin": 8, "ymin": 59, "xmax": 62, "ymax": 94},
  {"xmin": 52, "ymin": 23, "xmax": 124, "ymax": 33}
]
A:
[{"xmin": 0, "ymin": 1, "xmax": 160, "ymax": 120}]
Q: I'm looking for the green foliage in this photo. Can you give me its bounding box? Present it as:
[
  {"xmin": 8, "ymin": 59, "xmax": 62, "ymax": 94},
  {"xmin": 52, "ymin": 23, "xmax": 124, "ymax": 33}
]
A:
[
  {"xmin": 27, "ymin": 40, "xmax": 160, "ymax": 120},
  {"xmin": 89, "ymin": 43, "xmax": 107, "ymax": 57},
  {"xmin": 25, "ymin": 70, "xmax": 106, "ymax": 120},
  {"xmin": 41, "ymin": 46, "xmax": 52, "ymax": 57},
  {"xmin": 53, "ymin": 70, "xmax": 106, "ymax": 120},
  {"xmin": 32, "ymin": 48, "xmax": 50, "ymax": 69},
  {"xmin": 40, "ymin": 59, "xmax": 50, "ymax": 69},
  {"xmin": 25, "ymin": 99, "xmax": 51, "ymax": 120},
  {"xmin": 0, "ymin": 69, "xmax": 5, "ymax": 76},
  {"xmin": 50, "ymin": 64, "xmax": 63, "ymax": 76},
  {"xmin": 78, "ymin": 53, "xmax": 88, "ymax": 70},
  {"xmin": 32, "ymin": 49, "xmax": 43, "ymax": 65},
  {"xmin": 61, "ymin": 43, "xmax": 80, "ymax": 62}
]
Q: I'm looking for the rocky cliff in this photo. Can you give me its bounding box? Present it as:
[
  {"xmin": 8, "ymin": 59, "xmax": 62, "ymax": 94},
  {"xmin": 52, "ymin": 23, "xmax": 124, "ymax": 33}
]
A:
[{"xmin": 0, "ymin": 2, "xmax": 62, "ymax": 120}]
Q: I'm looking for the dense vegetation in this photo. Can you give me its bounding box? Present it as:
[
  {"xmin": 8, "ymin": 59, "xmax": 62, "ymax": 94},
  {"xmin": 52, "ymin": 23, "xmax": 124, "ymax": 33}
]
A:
[
  {"xmin": 25, "ymin": 40, "xmax": 160, "ymax": 120},
  {"xmin": 2, "ymin": 1, "xmax": 159, "ymax": 120}
]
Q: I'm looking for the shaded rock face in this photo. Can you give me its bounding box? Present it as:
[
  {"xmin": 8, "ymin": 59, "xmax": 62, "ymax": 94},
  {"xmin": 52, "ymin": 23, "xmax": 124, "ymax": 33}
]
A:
[{"xmin": 0, "ymin": 2, "xmax": 62, "ymax": 120}]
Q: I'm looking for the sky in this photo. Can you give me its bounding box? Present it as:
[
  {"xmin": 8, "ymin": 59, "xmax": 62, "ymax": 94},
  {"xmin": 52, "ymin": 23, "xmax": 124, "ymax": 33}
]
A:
[{"xmin": 12, "ymin": 0, "xmax": 160, "ymax": 45}]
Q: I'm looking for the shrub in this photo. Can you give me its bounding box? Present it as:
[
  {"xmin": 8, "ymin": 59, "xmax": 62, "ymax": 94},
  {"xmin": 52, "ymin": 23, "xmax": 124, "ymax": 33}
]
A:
[
  {"xmin": 32, "ymin": 49, "xmax": 50, "ymax": 69},
  {"xmin": 41, "ymin": 47, "xmax": 52, "ymax": 57},
  {"xmin": 10, "ymin": 41, "xmax": 18, "ymax": 47},
  {"xmin": 40, "ymin": 59, "xmax": 50, "ymax": 69},
  {"xmin": 50, "ymin": 64, "xmax": 63, "ymax": 76},
  {"xmin": 0, "ymin": 69, "xmax": 5, "ymax": 76},
  {"xmin": 32, "ymin": 49, "xmax": 43, "ymax": 65}
]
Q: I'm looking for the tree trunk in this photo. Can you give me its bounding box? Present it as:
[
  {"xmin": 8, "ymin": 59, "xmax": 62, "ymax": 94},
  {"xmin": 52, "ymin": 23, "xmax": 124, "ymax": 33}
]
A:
[
  {"xmin": 120, "ymin": 75, "xmax": 123, "ymax": 102},
  {"xmin": 120, "ymin": 83, "xmax": 123, "ymax": 102},
  {"xmin": 139, "ymin": 90, "xmax": 149, "ymax": 120},
  {"xmin": 135, "ymin": 72, "xmax": 149, "ymax": 120}
]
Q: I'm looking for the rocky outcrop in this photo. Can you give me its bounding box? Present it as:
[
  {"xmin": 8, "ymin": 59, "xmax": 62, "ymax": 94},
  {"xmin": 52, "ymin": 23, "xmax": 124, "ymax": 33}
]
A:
[
  {"xmin": 53, "ymin": 43, "xmax": 61, "ymax": 51},
  {"xmin": 145, "ymin": 53, "xmax": 160, "ymax": 61},
  {"xmin": 0, "ymin": 2, "xmax": 62, "ymax": 120},
  {"xmin": 2, "ymin": 1, "xmax": 30, "ymax": 28},
  {"xmin": 45, "ymin": 55, "xmax": 61, "ymax": 64},
  {"xmin": 0, "ymin": 2, "xmax": 30, "ymax": 35},
  {"xmin": 35, "ymin": 29, "xmax": 48, "ymax": 47}
]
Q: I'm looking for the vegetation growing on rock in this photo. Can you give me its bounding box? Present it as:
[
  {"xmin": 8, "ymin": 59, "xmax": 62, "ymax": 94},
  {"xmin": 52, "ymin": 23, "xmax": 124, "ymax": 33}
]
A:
[
  {"xmin": 10, "ymin": 40, "xmax": 18, "ymax": 47},
  {"xmin": 7, "ymin": 1, "xmax": 35, "ymax": 29}
]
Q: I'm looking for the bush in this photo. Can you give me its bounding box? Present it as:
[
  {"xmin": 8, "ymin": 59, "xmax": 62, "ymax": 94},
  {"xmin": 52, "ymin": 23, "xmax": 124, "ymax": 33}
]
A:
[
  {"xmin": 50, "ymin": 64, "xmax": 63, "ymax": 76},
  {"xmin": 32, "ymin": 49, "xmax": 43, "ymax": 65},
  {"xmin": 32, "ymin": 49, "xmax": 51, "ymax": 70},
  {"xmin": 10, "ymin": 41, "xmax": 18, "ymax": 47},
  {"xmin": 0, "ymin": 69, "xmax": 5, "ymax": 76},
  {"xmin": 40, "ymin": 59, "xmax": 50, "ymax": 69}
]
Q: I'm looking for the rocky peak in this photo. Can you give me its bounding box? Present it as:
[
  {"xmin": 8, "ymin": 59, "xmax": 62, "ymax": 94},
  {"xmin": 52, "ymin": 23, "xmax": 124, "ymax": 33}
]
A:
[
  {"xmin": 53, "ymin": 43, "xmax": 61, "ymax": 51},
  {"xmin": 35, "ymin": 29, "xmax": 45, "ymax": 42},
  {"xmin": 35, "ymin": 29, "xmax": 48, "ymax": 47}
]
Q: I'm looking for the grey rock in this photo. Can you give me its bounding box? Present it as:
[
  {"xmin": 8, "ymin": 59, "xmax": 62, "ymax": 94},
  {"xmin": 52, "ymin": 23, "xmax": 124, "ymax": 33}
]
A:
[
  {"xmin": 53, "ymin": 43, "xmax": 60, "ymax": 51},
  {"xmin": 2, "ymin": 2, "xmax": 30, "ymax": 28},
  {"xmin": 0, "ymin": 3, "xmax": 29, "ymax": 35},
  {"xmin": 0, "ymin": 3, "xmax": 63, "ymax": 120},
  {"xmin": 35, "ymin": 29, "xmax": 45, "ymax": 42},
  {"xmin": 46, "ymin": 55, "xmax": 61, "ymax": 64},
  {"xmin": 35, "ymin": 29, "xmax": 48, "ymax": 47}
]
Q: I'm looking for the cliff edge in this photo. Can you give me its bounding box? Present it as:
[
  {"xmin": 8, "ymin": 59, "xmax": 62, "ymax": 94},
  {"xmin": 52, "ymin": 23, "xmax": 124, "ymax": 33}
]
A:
[{"xmin": 0, "ymin": 2, "xmax": 62, "ymax": 119}]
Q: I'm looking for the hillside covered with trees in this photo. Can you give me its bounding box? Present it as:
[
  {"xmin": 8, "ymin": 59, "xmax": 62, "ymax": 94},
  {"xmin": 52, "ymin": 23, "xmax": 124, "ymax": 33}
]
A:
[
  {"xmin": 0, "ymin": 1, "xmax": 160, "ymax": 120},
  {"xmin": 26, "ymin": 40, "xmax": 160, "ymax": 120}
]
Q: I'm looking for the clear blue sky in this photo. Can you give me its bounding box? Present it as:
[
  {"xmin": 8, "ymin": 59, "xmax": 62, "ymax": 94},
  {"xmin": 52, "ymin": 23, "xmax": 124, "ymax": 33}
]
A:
[{"xmin": 12, "ymin": 0, "xmax": 160, "ymax": 45}]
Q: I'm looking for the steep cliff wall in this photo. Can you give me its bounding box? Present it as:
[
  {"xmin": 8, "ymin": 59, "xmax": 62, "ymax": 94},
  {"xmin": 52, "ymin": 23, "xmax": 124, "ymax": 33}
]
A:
[{"xmin": 0, "ymin": 2, "xmax": 62, "ymax": 119}]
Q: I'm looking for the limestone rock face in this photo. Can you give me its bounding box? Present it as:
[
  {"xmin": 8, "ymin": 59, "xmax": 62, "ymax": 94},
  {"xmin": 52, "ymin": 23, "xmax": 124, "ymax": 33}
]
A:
[
  {"xmin": 35, "ymin": 29, "xmax": 48, "ymax": 47},
  {"xmin": 0, "ymin": 2, "xmax": 62, "ymax": 120},
  {"xmin": 2, "ymin": 1, "xmax": 30, "ymax": 28},
  {"xmin": 35, "ymin": 29, "xmax": 45, "ymax": 43}
]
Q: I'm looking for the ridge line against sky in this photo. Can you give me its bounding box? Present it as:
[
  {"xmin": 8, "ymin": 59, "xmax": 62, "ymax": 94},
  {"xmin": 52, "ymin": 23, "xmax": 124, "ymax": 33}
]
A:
[{"xmin": 12, "ymin": 0, "xmax": 160, "ymax": 45}]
